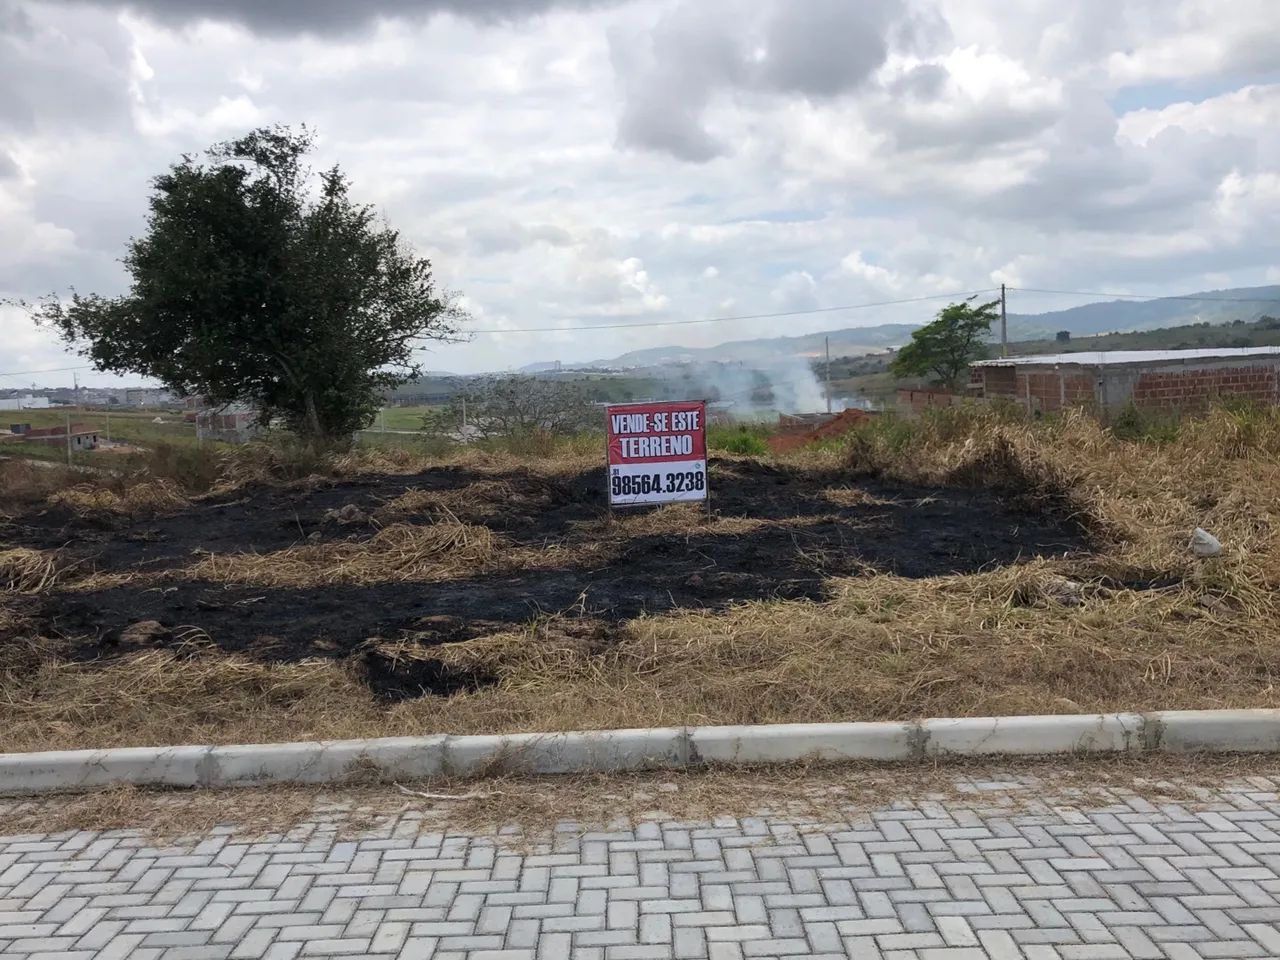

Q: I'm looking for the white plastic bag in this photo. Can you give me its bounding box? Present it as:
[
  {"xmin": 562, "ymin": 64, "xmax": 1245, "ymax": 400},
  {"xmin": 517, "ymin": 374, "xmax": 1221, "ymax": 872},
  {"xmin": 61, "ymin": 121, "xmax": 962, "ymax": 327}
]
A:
[{"xmin": 1189, "ymin": 528, "xmax": 1222, "ymax": 558}]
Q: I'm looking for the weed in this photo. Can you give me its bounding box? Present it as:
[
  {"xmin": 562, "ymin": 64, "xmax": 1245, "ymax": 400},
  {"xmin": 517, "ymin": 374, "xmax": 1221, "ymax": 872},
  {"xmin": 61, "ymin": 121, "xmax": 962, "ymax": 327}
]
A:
[
  {"xmin": 1109, "ymin": 404, "xmax": 1182, "ymax": 444},
  {"xmin": 708, "ymin": 424, "xmax": 771, "ymax": 456}
]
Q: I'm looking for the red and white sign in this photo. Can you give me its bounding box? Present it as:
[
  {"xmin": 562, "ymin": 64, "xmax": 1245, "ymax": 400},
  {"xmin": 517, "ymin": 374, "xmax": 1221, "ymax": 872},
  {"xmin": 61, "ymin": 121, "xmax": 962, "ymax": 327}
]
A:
[{"xmin": 606, "ymin": 400, "xmax": 707, "ymax": 507}]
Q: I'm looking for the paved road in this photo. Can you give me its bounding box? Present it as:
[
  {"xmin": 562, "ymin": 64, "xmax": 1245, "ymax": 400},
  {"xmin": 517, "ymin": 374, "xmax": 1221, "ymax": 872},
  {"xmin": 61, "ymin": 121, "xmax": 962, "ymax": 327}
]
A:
[{"xmin": 5, "ymin": 772, "xmax": 1280, "ymax": 959}]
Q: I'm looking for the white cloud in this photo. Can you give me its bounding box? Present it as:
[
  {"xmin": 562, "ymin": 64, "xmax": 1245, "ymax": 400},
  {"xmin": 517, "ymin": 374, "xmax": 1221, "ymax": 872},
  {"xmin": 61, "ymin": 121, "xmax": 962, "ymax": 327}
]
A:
[
  {"xmin": 1104, "ymin": 0, "xmax": 1280, "ymax": 84},
  {"xmin": 770, "ymin": 270, "xmax": 818, "ymax": 312},
  {"xmin": 1119, "ymin": 83, "xmax": 1280, "ymax": 148},
  {"xmin": 840, "ymin": 252, "xmax": 902, "ymax": 292},
  {"xmin": 0, "ymin": 0, "xmax": 1278, "ymax": 385}
]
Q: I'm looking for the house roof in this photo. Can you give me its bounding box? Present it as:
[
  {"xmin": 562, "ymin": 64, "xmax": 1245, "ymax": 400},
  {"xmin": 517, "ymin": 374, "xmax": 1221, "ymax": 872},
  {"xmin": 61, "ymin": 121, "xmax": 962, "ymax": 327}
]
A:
[
  {"xmin": 973, "ymin": 346, "xmax": 1280, "ymax": 368},
  {"xmin": 24, "ymin": 424, "xmax": 98, "ymax": 438}
]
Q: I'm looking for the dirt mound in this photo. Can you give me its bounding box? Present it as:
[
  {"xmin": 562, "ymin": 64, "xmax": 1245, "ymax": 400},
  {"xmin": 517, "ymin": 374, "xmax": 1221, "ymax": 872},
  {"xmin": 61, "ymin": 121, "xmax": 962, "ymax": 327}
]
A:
[{"xmin": 768, "ymin": 409, "xmax": 876, "ymax": 454}]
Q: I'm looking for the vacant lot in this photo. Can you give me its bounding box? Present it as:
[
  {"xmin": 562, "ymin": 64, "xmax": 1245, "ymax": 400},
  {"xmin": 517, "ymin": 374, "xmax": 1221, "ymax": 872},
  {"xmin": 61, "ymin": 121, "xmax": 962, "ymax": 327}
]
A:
[
  {"xmin": 2, "ymin": 405, "xmax": 1278, "ymax": 752},
  {"xmin": 5, "ymin": 408, "xmax": 198, "ymax": 451}
]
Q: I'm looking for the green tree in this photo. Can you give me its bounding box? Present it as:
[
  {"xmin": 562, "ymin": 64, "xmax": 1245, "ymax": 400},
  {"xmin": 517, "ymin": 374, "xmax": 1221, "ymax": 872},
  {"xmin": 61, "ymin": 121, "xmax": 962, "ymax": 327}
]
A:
[
  {"xmin": 889, "ymin": 297, "xmax": 1000, "ymax": 389},
  {"xmin": 423, "ymin": 375, "xmax": 598, "ymax": 439},
  {"xmin": 28, "ymin": 126, "xmax": 463, "ymax": 441}
]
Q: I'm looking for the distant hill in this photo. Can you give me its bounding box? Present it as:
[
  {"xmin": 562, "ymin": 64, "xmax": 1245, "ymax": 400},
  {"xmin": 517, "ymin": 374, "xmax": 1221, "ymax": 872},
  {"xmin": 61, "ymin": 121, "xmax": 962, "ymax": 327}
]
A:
[
  {"xmin": 1011, "ymin": 315, "xmax": 1280, "ymax": 357},
  {"xmin": 596, "ymin": 324, "xmax": 917, "ymax": 368},
  {"xmin": 1004, "ymin": 285, "xmax": 1280, "ymax": 340},
  {"xmin": 587, "ymin": 286, "xmax": 1280, "ymax": 368}
]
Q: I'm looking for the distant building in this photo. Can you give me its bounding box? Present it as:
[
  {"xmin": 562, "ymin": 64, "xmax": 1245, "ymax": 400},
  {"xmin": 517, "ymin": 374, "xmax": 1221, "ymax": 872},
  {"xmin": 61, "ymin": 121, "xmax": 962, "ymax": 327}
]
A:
[
  {"xmin": 122, "ymin": 387, "xmax": 175, "ymax": 407},
  {"xmin": 969, "ymin": 346, "xmax": 1280, "ymax": 414},
  {"xmin": 22, "ymin": 424, "xmax": 100, "ymax": 451},
  {"xmin": 186, "ymin": 400, "xmax": 261, "ymax": 443},
  {"xmin": 0, "ymin": 395, "xmax": 51, "ymax": 411}
]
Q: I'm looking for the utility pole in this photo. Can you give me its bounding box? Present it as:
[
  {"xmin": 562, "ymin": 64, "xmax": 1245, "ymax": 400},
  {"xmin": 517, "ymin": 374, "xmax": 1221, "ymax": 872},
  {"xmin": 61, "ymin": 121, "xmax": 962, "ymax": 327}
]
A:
[
  {"xmin": 1000, "ymin": 283, "xmax": 1008, "ymax": 358},
  {"xmin": 68, "ymin": 372, "xmax": 78, "ymax": 464},
  {"xmin": 824, "ymin": 336, "xmax": 832, "ymax": 415},
  {"xmin": 460, "ymin": 396, "xmax": 467, "ymax": 431}
]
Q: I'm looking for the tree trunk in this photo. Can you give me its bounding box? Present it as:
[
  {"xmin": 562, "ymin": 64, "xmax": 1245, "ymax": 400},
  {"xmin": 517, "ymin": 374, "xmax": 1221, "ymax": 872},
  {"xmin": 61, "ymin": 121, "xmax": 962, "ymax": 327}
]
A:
[{"xmin": 303, "ymin": 391, "xmax": 323, "ymax": 439}]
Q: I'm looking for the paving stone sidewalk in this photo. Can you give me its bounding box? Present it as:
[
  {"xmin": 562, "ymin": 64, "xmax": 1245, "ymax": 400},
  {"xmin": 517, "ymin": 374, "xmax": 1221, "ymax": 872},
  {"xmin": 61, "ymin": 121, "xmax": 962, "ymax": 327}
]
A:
[{"xmin": 6, "ymin": 774, "xmax": 1280, "ymax": 959}]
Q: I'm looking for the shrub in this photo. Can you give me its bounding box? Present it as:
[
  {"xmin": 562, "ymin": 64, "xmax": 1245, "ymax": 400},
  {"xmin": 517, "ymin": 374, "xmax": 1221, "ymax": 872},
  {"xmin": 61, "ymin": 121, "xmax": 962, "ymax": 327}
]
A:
[
  {"xmin": 1108, "ymin": 404, "xmax": 1181, "ymax": 444},
  {"xmin": 708, "ymin": 424, "xmax": 770, "ymax": 456}
]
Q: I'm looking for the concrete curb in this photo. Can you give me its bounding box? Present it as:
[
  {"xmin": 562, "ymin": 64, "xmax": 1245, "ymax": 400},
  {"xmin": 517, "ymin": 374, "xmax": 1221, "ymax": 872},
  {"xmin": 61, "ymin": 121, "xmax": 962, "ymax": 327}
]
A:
[{"xmin": 1, "ymin": 710, "xmax": 1277, "ymax": 795}]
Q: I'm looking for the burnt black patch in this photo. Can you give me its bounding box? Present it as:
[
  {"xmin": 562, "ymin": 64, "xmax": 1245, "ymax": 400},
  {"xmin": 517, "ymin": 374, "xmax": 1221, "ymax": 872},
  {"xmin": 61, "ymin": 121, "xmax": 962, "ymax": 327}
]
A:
[{"xmin": 4, "ymin": 459, "xmax": 1090, "ymax": 700}]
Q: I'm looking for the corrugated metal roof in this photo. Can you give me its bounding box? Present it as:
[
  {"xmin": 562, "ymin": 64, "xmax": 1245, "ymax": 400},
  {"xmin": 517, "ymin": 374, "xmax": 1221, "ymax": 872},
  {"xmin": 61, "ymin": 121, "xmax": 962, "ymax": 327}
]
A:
[{"xmin": 973, "ymin": 346, "xmax": 1280, "ymax": 367}]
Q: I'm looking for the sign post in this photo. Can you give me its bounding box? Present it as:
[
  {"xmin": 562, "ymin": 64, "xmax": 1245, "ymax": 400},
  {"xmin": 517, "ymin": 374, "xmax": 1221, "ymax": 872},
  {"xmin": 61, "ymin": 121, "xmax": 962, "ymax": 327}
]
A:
[{"xmin": 605, "ymin": 400, "xmax": 708, "ymax": 508}]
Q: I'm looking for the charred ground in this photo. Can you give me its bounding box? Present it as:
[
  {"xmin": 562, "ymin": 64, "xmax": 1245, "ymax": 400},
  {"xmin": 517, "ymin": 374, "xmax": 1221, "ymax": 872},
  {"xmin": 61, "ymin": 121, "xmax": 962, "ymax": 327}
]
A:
[{"xmin": 3, "ymin": 458, "xmax": 1088, "ymax": 699}]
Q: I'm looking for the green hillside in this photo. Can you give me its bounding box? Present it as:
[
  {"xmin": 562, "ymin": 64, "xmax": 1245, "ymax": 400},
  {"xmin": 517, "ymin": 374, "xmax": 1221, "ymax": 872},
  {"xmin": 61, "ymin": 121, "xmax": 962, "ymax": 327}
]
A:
[{"xmin": 1009, "ymin": 316, "xmax": 1280, "ymax": 355}]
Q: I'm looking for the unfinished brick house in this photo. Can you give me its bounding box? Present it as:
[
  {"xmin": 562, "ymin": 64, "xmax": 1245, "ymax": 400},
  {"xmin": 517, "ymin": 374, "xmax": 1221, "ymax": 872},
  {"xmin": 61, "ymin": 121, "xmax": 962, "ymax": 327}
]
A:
[
  {"xmin": 969, "ymin": 347, "xmax": 1280, "ymax": 414},
  {"xmin": 20, "ymin": 424, "xmax": 100, "ymax": 450}
]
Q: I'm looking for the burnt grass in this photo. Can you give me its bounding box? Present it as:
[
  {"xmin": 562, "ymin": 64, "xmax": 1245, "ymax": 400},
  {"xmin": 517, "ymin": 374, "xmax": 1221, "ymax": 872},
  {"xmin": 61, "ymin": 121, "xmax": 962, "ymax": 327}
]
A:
[{"xmin": 3, "ymin": 459, "xmax": 1089, "ymax": 701}]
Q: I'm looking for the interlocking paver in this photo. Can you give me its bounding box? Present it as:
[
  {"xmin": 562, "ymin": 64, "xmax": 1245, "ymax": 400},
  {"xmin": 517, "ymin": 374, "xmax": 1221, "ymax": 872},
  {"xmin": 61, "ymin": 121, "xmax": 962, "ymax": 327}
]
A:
[{"xmin": 9, "ymin": 776, "xmax": 1280, "ymax": 957}]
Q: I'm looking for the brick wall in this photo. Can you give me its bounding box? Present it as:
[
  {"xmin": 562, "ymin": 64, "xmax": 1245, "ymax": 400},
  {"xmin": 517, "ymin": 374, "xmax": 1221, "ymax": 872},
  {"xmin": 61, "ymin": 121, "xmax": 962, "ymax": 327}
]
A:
[
  {"xmin": 973, "ymin": 357, "xmax": 1280, "ymax": 413},
  {"xmin": 998, "ymin": 371, "xmax": 1095, "ymax": 413},
  {"xmin": 981, "ymin": 366, "xmax": 1017, "ymax": 396},
  {"xmin": 1128, "ymin": 364, "xmax": 1279, "ymax": 410},
  {"xmin": 897, "ymin": 389, "xmax": 967, "ymax": 414}
]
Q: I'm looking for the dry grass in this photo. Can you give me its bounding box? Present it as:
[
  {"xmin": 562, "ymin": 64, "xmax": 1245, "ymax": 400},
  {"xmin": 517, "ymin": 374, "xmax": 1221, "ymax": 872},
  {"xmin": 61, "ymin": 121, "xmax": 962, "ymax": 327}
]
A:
[
  {"xmin": 47, "ymin": 480, "xmax": 189, "ymax": 516},
  {"xmin": 187, "ymin": 516, "xmax": 498, "ymax": 587},
  {"xmin": 0, "ymin": 548, "xmax": 67, "ymax": 593},
  {"xmin": 6, "ymin": 405, "xmax": 1280, "ymax": 751},
  {"xmin": 570, "ymin": 502, "xmax": 769, "ymax": 540},
  {"xmin": 0, "ymin": 458, "xmax": 94, "ymax": 508},
  {"xmin": 375, "ymin": 480, "xmax": 516, "ymax": 521},
  {"xmin": 821, "ymin": 486, "xmax": 894, "ymax": 508},
  {"xmin": 0, "ymin": 782, "xmax": 322, "ymax": 837},
  {"xmin": 0, "ymin": 646, "xmax": 378, "ymax": 753},
  {"xmin": 214, "ymin": 440, "xmax": 598, "ymax": 495},
  {"xmin": 3, "ymin": 754, "xmax": 1278, "ymax": 841}
]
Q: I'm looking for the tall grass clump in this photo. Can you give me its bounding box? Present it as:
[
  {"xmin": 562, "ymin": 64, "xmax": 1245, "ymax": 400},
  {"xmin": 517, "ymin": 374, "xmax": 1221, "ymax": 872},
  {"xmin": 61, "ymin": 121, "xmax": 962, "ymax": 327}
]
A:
[
  {"xmin": 708, "ymin": 423, "xmax": 772, "ymax": 456},
  {"xmin": 471, "ymin": 428, "xmax": 604, "ymax": 459}
]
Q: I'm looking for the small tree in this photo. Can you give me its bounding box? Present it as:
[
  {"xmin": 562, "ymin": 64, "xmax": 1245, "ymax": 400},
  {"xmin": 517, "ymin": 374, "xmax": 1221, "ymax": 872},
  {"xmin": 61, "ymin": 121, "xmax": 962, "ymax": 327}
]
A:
[
  {"xmin": 889, "ymin": 297, "xmax": 1000, "ymax": 389},
  {"xmin": 26, "ymin": 126, "xmax": 463, "ymax": 442},
  {"xmin": 425, "ymin": 376, "xmax": 597, "ymax": 439}
]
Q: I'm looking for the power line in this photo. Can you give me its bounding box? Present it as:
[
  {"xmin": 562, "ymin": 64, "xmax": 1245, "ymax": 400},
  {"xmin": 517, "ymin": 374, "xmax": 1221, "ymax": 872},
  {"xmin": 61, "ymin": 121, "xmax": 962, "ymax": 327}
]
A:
[
  {"xmin": 0, "ymin": 363, "xmax": 94, "ymax": 379},
  {"xmin": 1010, "ymin": 287, "xmax": 1280, "ymax": 305},
  {"xmin": 11, "ymin": 285, "xmax": 1274, "ymax": 379},
  {"xmin": 429, "ymin": 289, "xmax": 998, "ymax": 337}
]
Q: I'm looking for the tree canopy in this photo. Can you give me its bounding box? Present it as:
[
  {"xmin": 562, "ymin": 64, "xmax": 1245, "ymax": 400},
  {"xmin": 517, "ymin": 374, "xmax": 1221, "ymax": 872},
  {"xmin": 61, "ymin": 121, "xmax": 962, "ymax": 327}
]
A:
[
  {"xmin": 889, "ymin": 298, "xmax": 999, "ymax": 389},
  {"xmin": 424, "ymin": 376, "xmax": 598, "ymax": 440},
  {"xmin": 30, "ymin": 126, "xmax": 463, "ymax": 440}
]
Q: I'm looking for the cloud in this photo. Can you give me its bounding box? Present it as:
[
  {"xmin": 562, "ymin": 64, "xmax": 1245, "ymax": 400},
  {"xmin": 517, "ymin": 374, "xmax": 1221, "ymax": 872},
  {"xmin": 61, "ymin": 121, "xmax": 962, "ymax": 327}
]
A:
[
  {"xmin": 770, "ymin": 270, "xmax": 818, "ymax": 312},
  {"xmin": 2, "ymin": 0, "xmax": 1280, "ymax": 385},
  {"xmin": 1105, "ymin": 0, "xmax": 1280, "ymax": 84},
  {"xmin": 0, "ymin": 1, "xmax": 134, "ymax": 132},
  {"xmin": 755, "ymin": 0, "xmax": 909, "ymax": 98},
  {"xmin": 465, "ymin": 220, "xmax": 576, "ymax": 256},
  {"xmin": 609, "ymin": 0, "xmax": 917, "ymax": 162},
  {"xmin": 44, "ymin": 0, "xmax": 614, "ymax": 35}
]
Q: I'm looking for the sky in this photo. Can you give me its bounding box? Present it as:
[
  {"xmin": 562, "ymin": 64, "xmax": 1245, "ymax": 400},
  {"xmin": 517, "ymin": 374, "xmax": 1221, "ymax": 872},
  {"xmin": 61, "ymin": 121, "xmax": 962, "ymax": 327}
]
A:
[{"xmin": 2, "ymin": 0, "xmax": 1280, "ymax": 386}]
